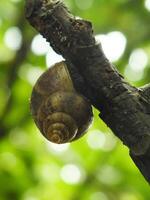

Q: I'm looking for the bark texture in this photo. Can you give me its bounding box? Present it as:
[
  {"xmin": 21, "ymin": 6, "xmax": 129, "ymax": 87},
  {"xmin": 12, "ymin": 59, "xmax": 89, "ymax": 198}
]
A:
[{"xmin": 25, "ymin": 0, "xmax": 150, "ymax": 183}]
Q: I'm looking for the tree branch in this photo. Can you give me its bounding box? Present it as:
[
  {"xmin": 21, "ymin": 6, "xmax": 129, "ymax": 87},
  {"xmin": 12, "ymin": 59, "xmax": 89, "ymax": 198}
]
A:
[{"xmin": 25, "ymin": 0, "xmax": 150, "ymax": 183}]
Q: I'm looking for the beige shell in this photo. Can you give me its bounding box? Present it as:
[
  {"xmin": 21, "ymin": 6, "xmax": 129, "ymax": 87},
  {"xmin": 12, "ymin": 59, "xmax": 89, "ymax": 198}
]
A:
[{"xmin": 30, "ymin": 61, "xmax": 93, "ymax": 144}]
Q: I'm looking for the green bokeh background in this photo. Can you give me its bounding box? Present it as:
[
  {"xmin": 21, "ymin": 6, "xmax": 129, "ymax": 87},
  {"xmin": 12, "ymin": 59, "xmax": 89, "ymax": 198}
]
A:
[{"xmin": 0, "ymin": 0, "xmax": 150, "ymax": 199}]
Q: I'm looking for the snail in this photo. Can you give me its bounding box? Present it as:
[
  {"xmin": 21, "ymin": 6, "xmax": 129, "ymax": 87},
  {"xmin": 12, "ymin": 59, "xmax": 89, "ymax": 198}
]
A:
[{"xmin": 30, "ymin": 61, "xmax": 93, "ymax": 144}]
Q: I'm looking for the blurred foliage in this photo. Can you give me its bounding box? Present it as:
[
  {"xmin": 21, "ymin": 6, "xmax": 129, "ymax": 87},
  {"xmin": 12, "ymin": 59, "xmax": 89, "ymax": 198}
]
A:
[{"xmin": 0, "ymin": 0, "xmax": 150, "ymax": 200}]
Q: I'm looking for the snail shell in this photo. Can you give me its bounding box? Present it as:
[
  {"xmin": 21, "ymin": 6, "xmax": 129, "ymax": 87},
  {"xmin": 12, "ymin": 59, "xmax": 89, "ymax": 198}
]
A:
[{"xmin": 30, "ymin": 61, "xmax": 93, "ymax": 144}]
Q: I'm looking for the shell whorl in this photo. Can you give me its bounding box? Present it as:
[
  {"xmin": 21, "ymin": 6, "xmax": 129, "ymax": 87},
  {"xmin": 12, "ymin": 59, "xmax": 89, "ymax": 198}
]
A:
[
  {"xmin": 30, "ymin": 61, "xmax": 93, "ymax": 144},
  {"xmin": 43, "ymin": 112, "xmax": 78, "ymax": 143}
]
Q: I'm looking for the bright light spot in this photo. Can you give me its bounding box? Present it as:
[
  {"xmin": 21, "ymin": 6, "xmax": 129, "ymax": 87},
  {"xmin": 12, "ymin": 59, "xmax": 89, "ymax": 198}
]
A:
[
  {"xmin": 129, "ymin": 49, "xmax": 148, "ymax": 72},
  {"xmin": 25, "ymin": 198, "xmax": 38, "ymax": 200},
  {"xmin": 22, "ymin": 190, "xmax": 39, "ymax": 200},
  {"xmin": 31, "ymin": 34, "xmax": 50, "ymax": 55},
  {"xmin": 46, "ymin": 142, "xmax": 70, "ymax": 154},
  {"xmin": 124, "ymin": 65, "xmax": 144, "ymax": 82},
  {"xmin": 75, "ymin": 0, "xmax": 94, "ymax": 10},
  {"xmin": 87, "ymin": 130, "xmax": 106, "ymax": 150},
  {"xmin": 90, "ymin": 192, "xmax": 108, "ymax": 200},
  {"xmin": 36, "ymin": 164, "xmax": 59, "ymax": 182},
  {"xmin": 25, "ymin": 197, "xmax": 38, "ymax": 200},
  {"xmin": 22, "ymin": 195, "xmax": 39, "ymax": 200},
  {"xmin": 121, "ymin": 193, "xmax": 140, "ymax": 200},
  {"xmin": 98, "ymin": 165, "xmax": 122, "ymax": 185},
  {"xmin": 4, "ymin": 27, "xmax": 22, "ymax": 50},
  {"xmin": 124, "ymin": 49, "xmax": 148, "ymax": 82},
  {"xmin": 31, "ymin": 33, "xmax": 63, "ymax": 66},
  {"xmin": 26, "ymin": 67, "xmax": 44, "ymax": 85},
  {"xmin": 76, "ymin": 16, "xmax": 82, "ymax": 20},
  {"xmin": 46, "ymin": 47, "xmax": 63, "ymax": 68},
  {"xmin": 95, "ymin": 31, "xmax": 127, "ymax": 62},
  {"xmin": 19, "ymin": 64, "xmax": 44, "ymax": 86},
  {"xmin": 103, "ymin": 132, "xmax": 117, "ymax": 152},
  {"xmin": 9, "ymin": 128, "xmax": 28, "ymax": 147},
  {"xmin": 145, "ymin": 0, "xmax": 150, "ymax": 11},
  {"xmin": 60, "ymin": 164, "xmax": 82, "ymax": 184},
  {"xmin": 87, "ymin": 130, "xmax": 117, "ymax": 151}
]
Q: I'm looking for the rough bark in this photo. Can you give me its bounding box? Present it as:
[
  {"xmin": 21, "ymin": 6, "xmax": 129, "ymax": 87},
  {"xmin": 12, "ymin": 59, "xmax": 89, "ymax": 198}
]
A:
[{"xmin": 25, "ymin": 0, "xmax": 150, "ymax": 183}]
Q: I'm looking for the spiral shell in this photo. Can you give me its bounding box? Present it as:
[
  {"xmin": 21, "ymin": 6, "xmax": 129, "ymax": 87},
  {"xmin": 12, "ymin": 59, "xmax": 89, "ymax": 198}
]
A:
[{"xmin": 30, "ymin": 61, "xmax": 93, "ymax": 144}]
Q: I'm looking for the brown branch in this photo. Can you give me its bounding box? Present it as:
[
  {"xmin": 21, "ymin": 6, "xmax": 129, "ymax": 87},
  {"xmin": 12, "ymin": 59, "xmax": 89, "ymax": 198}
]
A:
[
  {"xmin": 140, "ymin": 84, "xmax": 150, "ymax": 100},
  {"xmin": 25, "ymin": 0, "xmax": 150, "ymax": 183}
]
